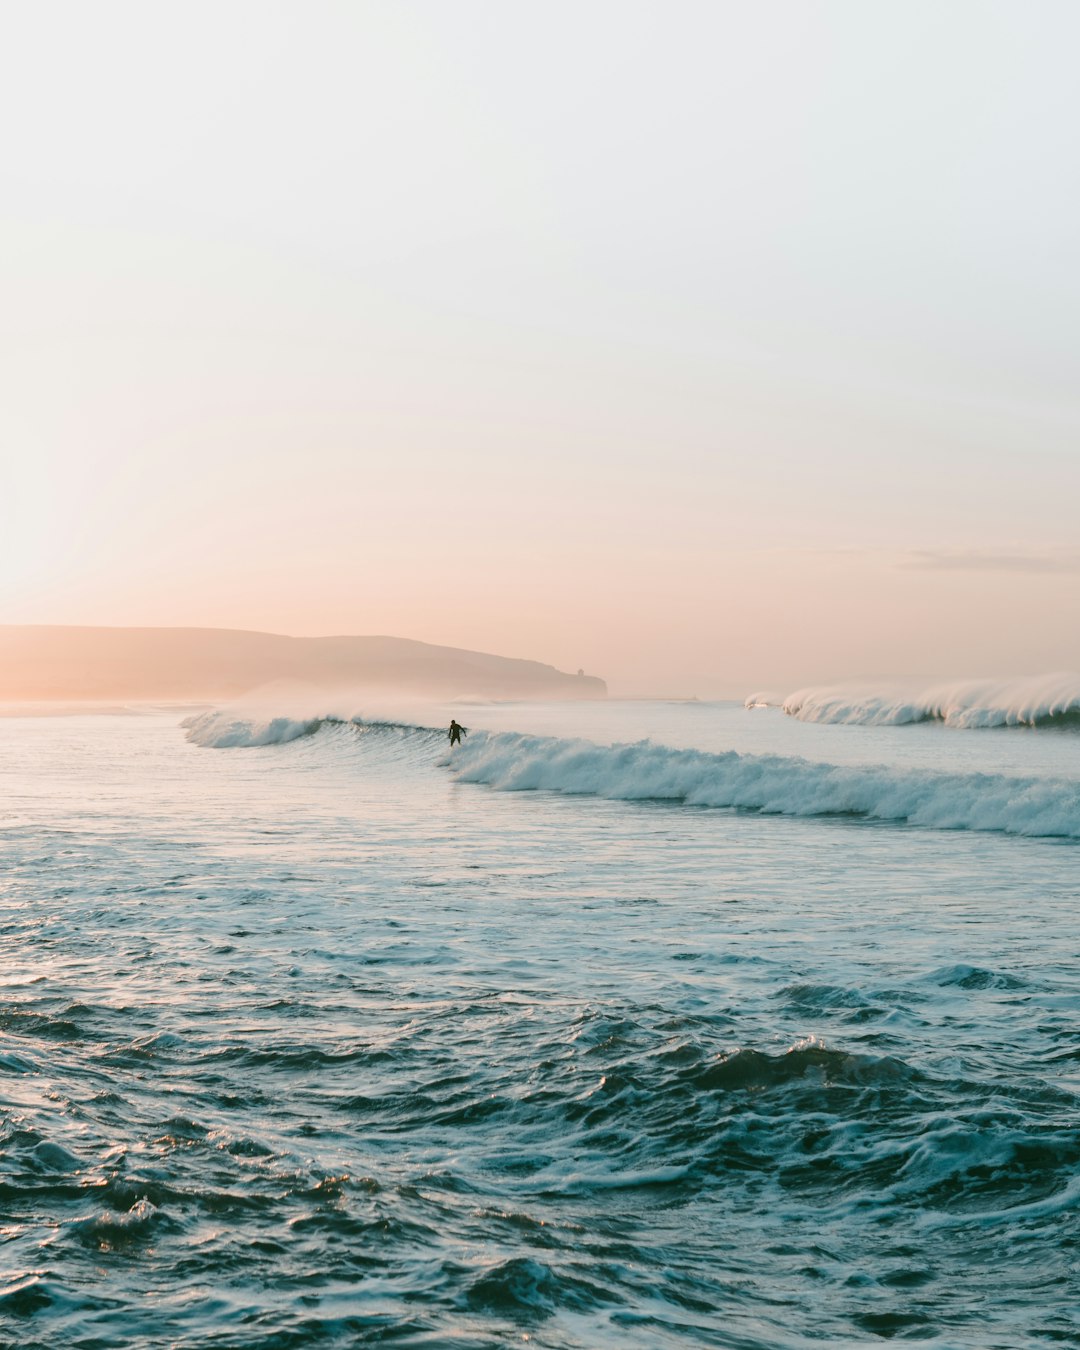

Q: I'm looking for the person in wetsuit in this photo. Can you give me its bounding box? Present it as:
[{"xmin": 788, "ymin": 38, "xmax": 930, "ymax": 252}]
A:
[{"xmin": 448, "ymin": 719, "xmax": 466, "ymax": 747}]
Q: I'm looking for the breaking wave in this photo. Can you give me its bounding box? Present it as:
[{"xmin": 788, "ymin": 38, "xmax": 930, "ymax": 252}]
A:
[
  {"xmin": 183, "ymin": 710, "xmax": 325, "ymax": 747},
  {"xmin": 182, "ymin": 711, "xmax": 1080, "ymax": 840},
  {"xmin": 748, "ymin": 674, "xmax": 1080, "ymax": 729},
  {"xmin": 448, "ymin": 731, "xmax": 1080, "ymax": 839},
  {"xmin": 183, "ymin": 709, "xmax": 438, "ymax": 749}
]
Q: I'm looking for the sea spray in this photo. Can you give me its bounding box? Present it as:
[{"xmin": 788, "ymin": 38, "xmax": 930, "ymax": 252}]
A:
[
  {"xmin": 447, "ymin": 730, "xmax": 1080, "ymax": 839},
  {"xmin": 750, "ymin": 673, "xmax": 1080, "ymax": 728}
]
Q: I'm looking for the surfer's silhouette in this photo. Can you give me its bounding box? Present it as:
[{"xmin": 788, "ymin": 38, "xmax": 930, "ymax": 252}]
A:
[{"xmin": 448, "ymin": 719, "xmax": 466, "ymax": 747}]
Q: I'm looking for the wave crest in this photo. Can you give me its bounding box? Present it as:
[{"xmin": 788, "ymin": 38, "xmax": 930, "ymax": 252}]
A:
[
  {"xmin": 448, "ymin": 731, "xmax": 1080, "ymax": 838},
  {"xmin": 749, "ymin": 674, "xmax": 1080, "ymax": 729},
  {"xmin": 182, "ymin": 710, "xmax": 327, "ymax": 748},
  {"xmin": 181, "ymin": 710, "xmax": 1080, "ymax": 839},
  {"xmin": 182, "ymin": 710, "xmax": 438, "ymax": 749}
]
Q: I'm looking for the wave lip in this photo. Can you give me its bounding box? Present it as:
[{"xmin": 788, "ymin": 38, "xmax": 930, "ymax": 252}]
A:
[
  {"xmin": 182, "ymin": 710, "xmax": 440, "ymax": 749},
  {"xmin": 755, "ymin": 674, "xmax": 1080, "ymax": 729},
  {"xmin": 447, "ymin": 731, "xmax": 1080, "ymax": 839},
  {"xmin": 182, "ymin": 710, "xmax": 328, "ymax": 748}
]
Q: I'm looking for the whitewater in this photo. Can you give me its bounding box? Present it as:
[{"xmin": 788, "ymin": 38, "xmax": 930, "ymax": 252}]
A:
[
  {"xmin": 1, "ymin": 699, "xmax": 1078, "ymax": 1348},
  {"xmin": 751, "ymin": 672, "xmax": 1080, "ymax": 729}
]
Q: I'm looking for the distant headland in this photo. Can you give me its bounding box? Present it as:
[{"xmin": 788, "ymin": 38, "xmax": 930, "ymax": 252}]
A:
[{"xmin": 0, "ymin": 626, "xmax": 607, "ymax": 702}]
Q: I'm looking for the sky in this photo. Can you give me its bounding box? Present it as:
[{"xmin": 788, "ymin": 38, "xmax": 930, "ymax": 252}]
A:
[{"xmin": 2, "ymin": 0, "xmax": 1079, "ymax": 695}]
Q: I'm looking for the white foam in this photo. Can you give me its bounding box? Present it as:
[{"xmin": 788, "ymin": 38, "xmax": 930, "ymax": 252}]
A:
[
  {"xmin": 753, "ymin": 674, "xmax": 1080, "ymax": 729},
  {"xmin": 447, "ymin": 731, "xmax": 1080, "ymax": 839},
  {"xmin": 182, "ymin": 710, "xmax": 328, "ymax": 748},
  {"xmin": 182, "ymin": 707, "xmax": 443, "ymax": 749}
]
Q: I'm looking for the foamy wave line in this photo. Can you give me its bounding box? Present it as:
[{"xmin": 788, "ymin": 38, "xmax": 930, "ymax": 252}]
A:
[
  {"xmin": 747, "ymin": 674, "xmax": 1080, "ymax": 729},
  {"xmin": 182, "ymin": 710, "xmax": 437, "ymax": 749},
  {"xmin": 183, "ymin": 710, "xmax": 329, "ymax": 747},
  {"xmin": 447, "ymin": 732, "xmax": 1080, "ymax": 839}
]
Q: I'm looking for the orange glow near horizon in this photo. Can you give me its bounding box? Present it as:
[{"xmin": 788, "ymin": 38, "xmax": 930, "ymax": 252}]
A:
[{"xmin": 3, "ymin": 3, "xmax": 1080, "ymax": 694}]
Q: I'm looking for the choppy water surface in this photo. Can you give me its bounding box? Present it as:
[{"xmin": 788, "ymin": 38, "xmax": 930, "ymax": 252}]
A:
[{"xmin": 1, "ymin": 704, "xmax": 1078, "ymax": 1348}]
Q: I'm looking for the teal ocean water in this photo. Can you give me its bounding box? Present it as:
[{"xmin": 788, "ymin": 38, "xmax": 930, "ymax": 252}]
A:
[{"xmin": 1, "ymin": 701, "xmax": 1078, "ymax": 1347}]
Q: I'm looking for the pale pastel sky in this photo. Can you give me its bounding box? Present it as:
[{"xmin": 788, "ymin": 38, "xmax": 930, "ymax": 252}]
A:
[{"xmin": 3, "ymin": 0, "xmax": 1079, "ymax": 694}]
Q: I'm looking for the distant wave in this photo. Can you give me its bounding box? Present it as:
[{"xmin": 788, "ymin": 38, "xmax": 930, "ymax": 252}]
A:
[
  {"xmin": 182, "ymin": 709, "xmax": 439, "ymax": 749},
  {"xmin": 746, "ymin": 674, "xmax": 1080, "ymax": 729},
  {"xmin": 447, "ymin": 732, "xmax": 1080, "ymax": 839},
  {"xmin": 183, "ymin": 710, "xmax": 326, "ymax": 747}
]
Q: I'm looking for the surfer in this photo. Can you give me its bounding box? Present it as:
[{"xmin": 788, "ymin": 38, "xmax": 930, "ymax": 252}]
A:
[{"xmin": 448, "ymin": 719, "xmax": 466, "ymax": 747}]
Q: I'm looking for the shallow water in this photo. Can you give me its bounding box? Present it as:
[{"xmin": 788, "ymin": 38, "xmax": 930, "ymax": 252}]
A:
[{"xmin": 1, "ymin": 706, "xmax": 1078, "ymax": 1347}]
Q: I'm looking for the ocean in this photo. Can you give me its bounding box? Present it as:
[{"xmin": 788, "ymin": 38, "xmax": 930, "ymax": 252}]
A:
[{"xmin": 1, "ymin": 693, "xmax": 1078, "ymax": 1348}]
